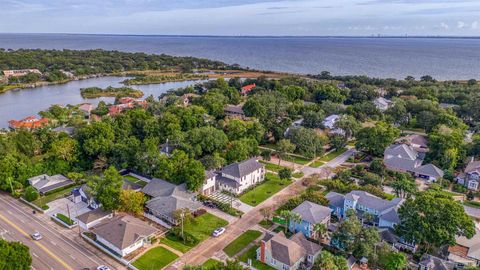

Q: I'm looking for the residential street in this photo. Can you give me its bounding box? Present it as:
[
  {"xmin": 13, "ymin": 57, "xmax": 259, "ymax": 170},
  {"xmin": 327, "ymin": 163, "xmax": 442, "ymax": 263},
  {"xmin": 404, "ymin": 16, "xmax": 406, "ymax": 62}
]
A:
[
  {"xmin": 168, "ymin": 149, "xmax": 356, "ymax": 268},
  {"xmin": 0, "ymin": 193, "xmax": 125, "ymax": 270}
]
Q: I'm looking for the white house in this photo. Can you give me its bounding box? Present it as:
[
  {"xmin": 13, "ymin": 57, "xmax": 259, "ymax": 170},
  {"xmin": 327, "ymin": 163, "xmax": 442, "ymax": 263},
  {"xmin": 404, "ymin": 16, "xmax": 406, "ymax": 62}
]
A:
[
  {"xmin": 201, "ymin": 170, "xmax": 217, "ymax": 196},
  {"xmin": 374, "ymin": 97, "xmax": 393, "ymax": 111},
  {"xmin": 215, "ymin": 158, "xmax": 265, "ymax": 194},
  {"xmin": 76, "ymin": 208, "xmax": 113, "ymax": 230},
  {"xmin": 91, "ymin": 215, "xmax": 157, "ymax": 257}
]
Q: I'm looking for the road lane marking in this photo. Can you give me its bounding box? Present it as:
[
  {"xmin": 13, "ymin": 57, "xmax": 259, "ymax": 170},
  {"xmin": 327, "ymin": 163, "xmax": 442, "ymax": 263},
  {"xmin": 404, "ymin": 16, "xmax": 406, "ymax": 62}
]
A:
[
  {"xmin": 32, "ymin": 252, "xmax": 39, "ymax": 257},
  {"xmin": 0, "ymin": 196, "xmax": 104, "ymax": 265},
  {"xmin": 0, "ymin": 212, "xmax": 73, "ymax": 270}
]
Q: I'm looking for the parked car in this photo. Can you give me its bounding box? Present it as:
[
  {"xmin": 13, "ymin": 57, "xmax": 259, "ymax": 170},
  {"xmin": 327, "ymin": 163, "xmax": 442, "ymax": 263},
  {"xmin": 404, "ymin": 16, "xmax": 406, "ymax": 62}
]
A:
[
  {"xmin": 31, "ymin": 232, "xmax": 42, "ymax": 241},
  {"xmin": 97, "ymin": 266, "xmax": 110, "ymax": 270},
  {"xmin": 212, "ymin": 227, "xmax": 226, "ymax": 237},
  {"xmin": 203, "ymin": 201, "xmax": 216, "ymax": 208}
]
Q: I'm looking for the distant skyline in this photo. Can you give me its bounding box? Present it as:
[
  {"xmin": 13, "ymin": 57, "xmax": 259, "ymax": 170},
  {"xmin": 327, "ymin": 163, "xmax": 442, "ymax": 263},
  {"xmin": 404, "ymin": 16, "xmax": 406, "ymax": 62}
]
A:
[{"xmin": 1, "ymin": 0, "xmax": 480, "ymax": 36}]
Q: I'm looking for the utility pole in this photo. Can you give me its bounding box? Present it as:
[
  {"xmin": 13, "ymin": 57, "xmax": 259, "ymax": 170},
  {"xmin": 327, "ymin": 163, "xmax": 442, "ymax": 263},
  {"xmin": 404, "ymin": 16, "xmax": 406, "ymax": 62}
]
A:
[{"xmin": 7, "ymin": 177, "xmax": 13, "ymax": 194}]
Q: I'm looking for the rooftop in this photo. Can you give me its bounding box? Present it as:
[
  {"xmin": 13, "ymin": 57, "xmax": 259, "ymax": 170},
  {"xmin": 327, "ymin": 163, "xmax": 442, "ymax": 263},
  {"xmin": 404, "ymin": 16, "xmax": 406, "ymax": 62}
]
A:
[
  {"xmin": 220, "ymin": 157, "xmax": 264, "ymax": 179},
  {"xmin": 292, "ymin": 200, "xmax": 332, "ymax": 224}
]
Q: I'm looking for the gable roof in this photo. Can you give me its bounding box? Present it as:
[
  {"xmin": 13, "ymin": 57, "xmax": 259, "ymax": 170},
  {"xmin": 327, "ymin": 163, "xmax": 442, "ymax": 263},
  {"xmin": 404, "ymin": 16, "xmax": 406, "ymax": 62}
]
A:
[
  {"xmin": 220, "ymin": 157, "xmax": 264, "ymax": 178},
  {"xmin": 28, "ymin": 174, "xmax": 74, "ymax": 193},
  {"xmin": 290, "ymin": 232, "xmax": 322, "ymax": 255},
  {"xmin": 241, "ymin": 84, "xmax": 256, "ymax": 93},
  {"xmin": 465, "ymin": 159, "xmax": 480, "ymax": 174},
  {"xmin": 91, "ymin": 215, "xmax": 157, "ymax": 250},
  {"xmin": 292, "ymin": 201, "xmax": 332, "ymax": 224},
  {"xmin": 76, "ymin": 208, "xmax": 111, "ymax": 224},
  {"xmin": 224, "ymin": 104, "xmax": 245, "ymax": 115},
  {"xmin": 264, "ymin": 232, "xmax": 306, "ymax": 267},
  {"xmin": 325, "ymin": 192, "xmax": 345, "ymax": 208},
  {"xmin": 414, "ymin": 164, "xmax": 444, "ymax": 178}
]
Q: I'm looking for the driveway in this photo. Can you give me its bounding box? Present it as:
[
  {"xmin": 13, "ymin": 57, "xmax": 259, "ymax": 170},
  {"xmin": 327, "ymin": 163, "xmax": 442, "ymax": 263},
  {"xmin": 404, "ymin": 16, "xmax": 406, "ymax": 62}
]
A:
[
  {"xmin": 46, "ymin": 197, "xmax": 91, "ymax": 219},
  {"xmin": 208, "ymin": 191, "xmax": 253, "ymax": 213}
]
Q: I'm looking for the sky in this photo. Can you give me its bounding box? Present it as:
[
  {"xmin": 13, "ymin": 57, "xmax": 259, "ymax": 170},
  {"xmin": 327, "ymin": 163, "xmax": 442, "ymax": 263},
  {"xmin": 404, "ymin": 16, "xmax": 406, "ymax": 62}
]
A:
[{"xmin": 1, "ymin": 0, "xmax": 480, "ymax": 36}]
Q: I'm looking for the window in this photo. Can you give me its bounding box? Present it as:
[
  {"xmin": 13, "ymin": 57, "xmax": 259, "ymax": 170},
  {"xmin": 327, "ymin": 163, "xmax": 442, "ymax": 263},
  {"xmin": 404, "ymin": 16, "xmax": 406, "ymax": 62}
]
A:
[{"xmin": 282, "ymin": 264, "xmax": 289, "ymax": 270}]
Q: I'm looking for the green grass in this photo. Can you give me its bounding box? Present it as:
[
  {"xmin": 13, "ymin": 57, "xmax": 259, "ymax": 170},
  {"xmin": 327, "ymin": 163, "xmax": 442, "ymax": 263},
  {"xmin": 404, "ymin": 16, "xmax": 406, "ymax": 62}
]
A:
[
  {"xmin": 132, "ymin": 247, "xmax": 178, "ymax": 270},
  {"xmin": 56, "ymin": 213, "xmax": 75, "ymax": 225},
  {"xmin": 124, "ymin": 174, "xmax": 148, "ymax": 187},
  {"xmin": 202, "ymin": 259, "xmax": 222, "ymax": 269},
  {"xmin": 238, "ymin": 245, "xmax": 276, "ymax": 270},
  {"xmin": 239, "ymin": 173, "xmax": 290, "ymax": 206},
  {"xmin": 319, "ymin": 148, "xmax": 347, "ymax": 162},
  {"xmin": 283, "ymin": 154, "xmax": 312, "ymax": 165},
  {"xmin": 32, "ymin": 185, "xmax": 80, "ymax": 208},
  {"xmin": 260, "ymin": 161, "xmax": 288, "ymax": 172},
  {"xmin": 161, "ymin": 234, "xmax": 194, "ymax": 253},
  {"xmin": 223, "ymin": 230, "xmax": 262, "ymax": 257},
  {"xmin": 259, "ymin": 220, "xmax": 274, "ymax": 229},
  {"xmin": 310, "ymin": 160, "xmax": 324, "ymax": 168},
  {"xmin": 292, "ymin": 172, "xmax": 304, "ymax": 178},
  {"xmin": 184, "ymin": 213, "xmax": 228, "ymax": 242},
  {"xmin": 464, "ymin": 201, "xmax": 480, "ymax": 208}
]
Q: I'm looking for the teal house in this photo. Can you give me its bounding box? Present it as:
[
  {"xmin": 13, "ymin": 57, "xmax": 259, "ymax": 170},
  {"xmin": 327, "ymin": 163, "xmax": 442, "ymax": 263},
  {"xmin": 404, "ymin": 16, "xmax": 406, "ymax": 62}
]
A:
[{"xmin": 288, "ymin": 201, "xmax": 332, "ymax": 240}]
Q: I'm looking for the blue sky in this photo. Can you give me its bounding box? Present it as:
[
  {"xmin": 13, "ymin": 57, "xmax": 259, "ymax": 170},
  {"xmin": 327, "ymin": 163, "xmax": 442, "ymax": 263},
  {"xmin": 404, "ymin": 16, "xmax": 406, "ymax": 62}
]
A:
[{"xmin": 1, "ymin": 0, "xmax": 480, "ymax": 36}]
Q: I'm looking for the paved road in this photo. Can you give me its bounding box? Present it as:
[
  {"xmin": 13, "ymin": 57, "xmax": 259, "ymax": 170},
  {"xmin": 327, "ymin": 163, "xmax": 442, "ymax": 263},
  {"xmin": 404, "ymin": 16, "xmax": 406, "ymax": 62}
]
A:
[{"xmin": 0, "ymin": 193, "xmax": 125, "ymax": 270}]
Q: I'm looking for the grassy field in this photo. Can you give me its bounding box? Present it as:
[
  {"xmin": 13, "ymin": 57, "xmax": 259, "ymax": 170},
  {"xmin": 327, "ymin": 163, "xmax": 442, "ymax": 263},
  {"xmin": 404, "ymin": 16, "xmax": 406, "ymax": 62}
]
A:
[
  {"xmin": 124, "ymin": 174, "xmax": 148, "ymax": 187},
  {"xmin": 161, "ymin": 213, "xmax": 228, "ymax": 253},
  {"xmin": 260, "ymin": 161, "xmax": 287, "ymax": 172},
  {"xmin": 239, "ymin": 173, "xmax": 290, "ymax": 206},
  {"xmin": 132, "ymin": 246, "xmax": 178, "ymax": 270},
  {"xmin": 202, "ymin": 258, "xmax": 223, "ymax": 269},
  {"xmin": 292, "ymin": 172, "xmax": 304, "ymax": 178},
  {"xmin": 223, "ymin": 230, "xmax": 262, "ymax": 257},
  {"xmin": 283, "ymin": 154, "xmax": 312, "ymax": 165},
  {"xmin": 319, "ymin": 148, "xmax": 347, "ymax": 162},
  {"xmin": 32, "ymin": 185, "xmax": 80, "ymax": 208},
  {"xmin": 238, "ymin": 245, "xmax": 276, "ymax": 270},
  {"xmin": 310, "ymin": 160, "xmax": 324, "ymax": 168}
]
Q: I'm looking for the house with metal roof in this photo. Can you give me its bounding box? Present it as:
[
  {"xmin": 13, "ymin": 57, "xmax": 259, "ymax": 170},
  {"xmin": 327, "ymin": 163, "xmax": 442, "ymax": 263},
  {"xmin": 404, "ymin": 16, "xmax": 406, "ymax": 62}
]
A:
[
  {"xmin": 326, "ymin": 190, "xmax": 404, "ymax": 229},
  {"xmin": 214, "ymin": 157, "xmax": 265, "ymax": 194},
  {"xmin": 258, "ymin": 231, "xmax": 321, "ymax": 270},
  {"xmin": 289, "ymin": 201, "xmax": 332, "ymax": 240},
  {"xmin": 91, "ymin": 215, "xmax": 157, "ymax": 257},
  {"xmin": 142, "ymin": 178, "xmax": 201, "ymax": 225}
]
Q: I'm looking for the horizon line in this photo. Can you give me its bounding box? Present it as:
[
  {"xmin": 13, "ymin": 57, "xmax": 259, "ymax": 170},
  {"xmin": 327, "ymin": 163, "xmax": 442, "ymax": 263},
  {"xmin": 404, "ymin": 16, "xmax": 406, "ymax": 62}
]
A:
[{"xmin": 1, "ymin": 32, "xmax": 480, "ymax": 39}]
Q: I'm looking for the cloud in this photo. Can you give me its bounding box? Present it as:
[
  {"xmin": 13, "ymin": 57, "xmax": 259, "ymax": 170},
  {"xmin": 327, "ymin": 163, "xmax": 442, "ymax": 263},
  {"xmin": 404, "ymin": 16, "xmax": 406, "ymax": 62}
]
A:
[
  {"xmin": 440, "ymin": 22, "xmax": 449, "ymax": 30},
  {"xmin": 457, "ymin": 21, "xmax": 466, "ymax": 28}
]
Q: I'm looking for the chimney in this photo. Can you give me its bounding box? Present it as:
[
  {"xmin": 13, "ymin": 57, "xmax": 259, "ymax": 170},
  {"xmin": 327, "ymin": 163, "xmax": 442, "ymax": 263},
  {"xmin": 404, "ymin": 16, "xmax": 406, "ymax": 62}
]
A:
[{"xmin": 260, "ymin": 240, "xmax": 266, "ymax": 263}]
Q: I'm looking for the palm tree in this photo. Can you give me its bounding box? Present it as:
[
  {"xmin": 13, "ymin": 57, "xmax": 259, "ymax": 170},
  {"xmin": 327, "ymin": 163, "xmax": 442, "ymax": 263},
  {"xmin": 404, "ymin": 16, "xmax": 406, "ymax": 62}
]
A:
[
  {"xmin": 312, "ymin": 223, "xmax": 327, "ymax": 242},
  {"xmin": 280, "ymin": 210, "xmax": 293, "ymax": 233}
]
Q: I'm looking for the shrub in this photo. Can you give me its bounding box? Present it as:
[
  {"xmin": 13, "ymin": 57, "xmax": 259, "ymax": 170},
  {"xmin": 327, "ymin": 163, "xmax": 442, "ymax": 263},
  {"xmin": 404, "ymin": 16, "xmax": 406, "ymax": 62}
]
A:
[
  {"xmin": 24, "ymin": 186, "xmax": 39, "ymax": 202},
  {"xmin": 278, "ymin": 168, "xmax": 293, "ymax": 180},
  {"xmin": 56, "ymin": 213, "xmax": 74, "ymax": 225},
  {"xmin": 170, "ymin": 228, "xmax": 198, "ymax": 245}
]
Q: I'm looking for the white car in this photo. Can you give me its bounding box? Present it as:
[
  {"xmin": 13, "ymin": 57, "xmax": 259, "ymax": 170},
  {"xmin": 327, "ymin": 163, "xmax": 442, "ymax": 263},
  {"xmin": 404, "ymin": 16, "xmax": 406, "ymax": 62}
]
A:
[
  {"xmin": 31, "ymin": 232, "xmax": 42, "ymax": 241},
  {"xmin": 212, "ymin": 227, "xmax": 226, "ymax": 237},
  {"xmin": 97, "ymin": 266, "xmax": 110, "ymax": 270}
]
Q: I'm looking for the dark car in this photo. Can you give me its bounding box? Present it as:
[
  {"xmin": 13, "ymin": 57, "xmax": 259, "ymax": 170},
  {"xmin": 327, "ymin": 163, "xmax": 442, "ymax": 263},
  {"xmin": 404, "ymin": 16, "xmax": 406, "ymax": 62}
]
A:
[{"xmin": 203, "ymin": 201, "xmax": 216, "ymax": 208}]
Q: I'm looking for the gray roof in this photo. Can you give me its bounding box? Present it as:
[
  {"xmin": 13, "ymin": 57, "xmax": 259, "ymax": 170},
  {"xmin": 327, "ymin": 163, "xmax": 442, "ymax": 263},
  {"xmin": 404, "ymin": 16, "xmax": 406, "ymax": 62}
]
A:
[
  {"xmin": 345, "ymin": 190, "xmax": 402, "ymax": 212},
  {"xmin": 292, "ymin": 201, "xmax": 332, "ymax": 224},
  {"xmin": 28, "ymin": 174, "xmax": 74, "ymax": 194},
  {"xmin": 464, "ymin": 160, "xmax": 480, "ymax": 174},
  {"xmin": 220, "ymin": 157, "xmax": 264, "ymax": 178},
  {"xmin": 414, "ymin": 164, "xmax": 444, "ymax": 178},
  {"xmin": 379, "ymin": 228, "xmax": 400, "ymax": 244},
  {"xmin": 142, "ymin": 178, "xmax": 200, "ymax": 219},
  {"xmin": 122, "ymin": 180, "xmax": 143, "ymax": 191},
  {"xmin": 52, "ymin": 126, "xmax": 75, "ymax": 135},
  {"xmin": 464, "ymin": 205, "xmax": 480, "ymax": 219},
  {"xmin": 91, "ymin": 215, "xmax": 157, "ymax": 250},
  {"xmin": 325, "ymin": 192, "xmax": 345, "ymax": 208},
  {"xmin": 224, "ymin": 105, "xmax": 244, "ymax": 115},
  {"xmin": 419, "ymin": 254, "xmax": 454, "ymax": 270},
  {"xmin": 264, "ymin": 231, "xmax": 306, "ymax": 267},
  {"xmin": 216, "ymin": 175, "xmax": 240, "ymax": 188},
  {"xmin": 290, "ymin": 232, "xmax": 322, "ymax": 256},
  {"xmin": 205, "ymin": 170, "xmax": 216, "ymax": 180},
  {"xmin": 76, "ymin": 208, "xmax": 111, "ymax": 224},
  {"xmin": 384, "ymin": 144, "xmax": 423, "ymax": 172}
]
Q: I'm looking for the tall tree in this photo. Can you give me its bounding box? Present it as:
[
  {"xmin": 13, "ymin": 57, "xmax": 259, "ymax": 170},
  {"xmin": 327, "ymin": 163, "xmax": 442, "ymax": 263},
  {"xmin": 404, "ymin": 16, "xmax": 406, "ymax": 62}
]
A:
[
  {"xmin": 118, "ymin": 189, "xmax": 146, "ymax": 216},
  {"xmin": 89, "ymin": 166, "xmax": 123, "ymax": 211},
  {"xmin": 355, "ymin": 122, "xmax": 400, "ymax": 156},
  {"xmin": 0, "ymin": 239, "xmax": 32, "ymax": 270}
]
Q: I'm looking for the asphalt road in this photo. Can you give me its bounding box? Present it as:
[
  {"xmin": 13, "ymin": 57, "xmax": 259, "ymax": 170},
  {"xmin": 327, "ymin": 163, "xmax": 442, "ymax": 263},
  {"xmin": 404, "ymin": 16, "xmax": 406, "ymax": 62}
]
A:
[{"xmin": 0, "ymin": 193, "xmax": 124, "ymax": 270}]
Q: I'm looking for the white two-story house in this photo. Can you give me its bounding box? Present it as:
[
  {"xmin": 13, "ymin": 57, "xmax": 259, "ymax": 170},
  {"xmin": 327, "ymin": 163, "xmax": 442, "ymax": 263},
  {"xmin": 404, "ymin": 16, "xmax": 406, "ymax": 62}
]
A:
[{"xmin": 213, "ymin": 158, "xmax": 265, "ymax": 195}]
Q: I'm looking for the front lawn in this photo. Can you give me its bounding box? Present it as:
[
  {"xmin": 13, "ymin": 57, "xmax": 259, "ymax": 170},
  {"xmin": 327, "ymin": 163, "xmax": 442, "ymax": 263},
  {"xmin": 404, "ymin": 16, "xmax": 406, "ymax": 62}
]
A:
[
  {"xmin": 283, "ymin": 154, "xmax": 312, "ymax": 165},
  {"xmin": 310, "ymin": 160, "xmax": 324, "ymax": 168},
  {"xmin": 202, "ymin": 258, "xmax": 222, "ymax": 269},
  {"xmin": 239, "ymin": 173, "xmax": 290, "ymax": 206},
  {"xmin": 260, "ymin": 161, "xmax": 287, "ymax": 172},
  {"xmin": 238, "ymin": 245, "xmax": 276, "ymax": 270},
  {"xmin": 184, "ymin": 213, "xmax": 228, "ymax": 243},
  {"xmin": 259, "ymin": 220, "xmax": 274, "ymax": 229},
  {"xmin": 132, "ymin": 246, "xmax": 178, "ymax": 270},
  {"xmin": 223, "ymin": 230, "xmax": 262, "ymax": 257},
  {"xmin": 161, "ymin": 213, "xmax": 228, "ymax": 253},
  {"xmin": 319, "ymin": 148, "xmax": 347, "ymax": 162},
  {"xmin": 292, "ymin": 172, "xmax": 304, "ymax": 178},
  {"xmin": 32, "ymin": 184, "xmax": 80, "ymax": 208}
]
